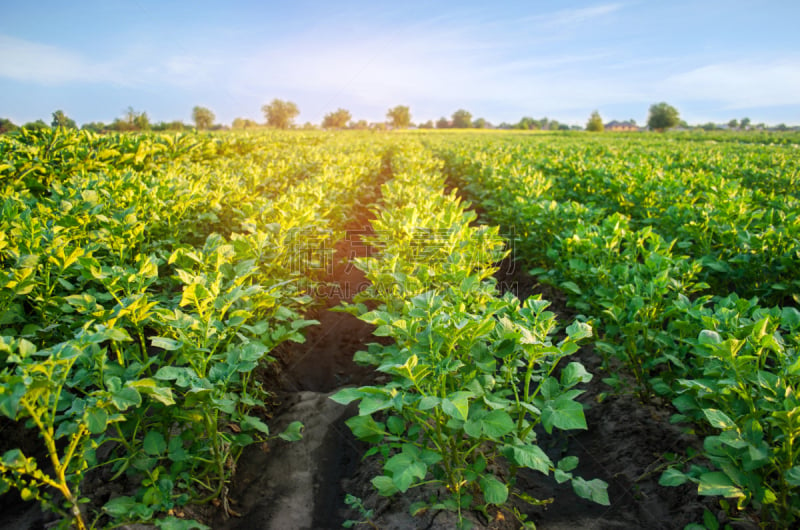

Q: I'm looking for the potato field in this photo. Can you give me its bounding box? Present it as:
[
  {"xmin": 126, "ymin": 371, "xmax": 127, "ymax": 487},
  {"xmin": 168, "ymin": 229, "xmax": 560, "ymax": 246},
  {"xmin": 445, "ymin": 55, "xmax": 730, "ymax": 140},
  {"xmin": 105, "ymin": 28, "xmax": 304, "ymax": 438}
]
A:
[{"xmin": 0, "ymin": 128, "xmax": 798, "ymax": 529}]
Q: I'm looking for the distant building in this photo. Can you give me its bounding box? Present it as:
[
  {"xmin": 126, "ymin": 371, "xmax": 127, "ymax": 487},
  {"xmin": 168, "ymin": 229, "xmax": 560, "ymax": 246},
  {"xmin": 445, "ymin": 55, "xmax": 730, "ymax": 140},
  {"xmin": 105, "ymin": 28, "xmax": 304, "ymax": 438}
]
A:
[{"xmin": 604, "ymin": 120, "xmax": 638, "ymax": 131}]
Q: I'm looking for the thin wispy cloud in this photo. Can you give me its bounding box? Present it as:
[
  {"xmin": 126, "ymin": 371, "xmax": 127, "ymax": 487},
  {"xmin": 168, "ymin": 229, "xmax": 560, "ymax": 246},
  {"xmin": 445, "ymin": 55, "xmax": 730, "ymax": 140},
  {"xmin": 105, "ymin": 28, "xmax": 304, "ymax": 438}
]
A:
[
  {"xmin": 0, "ymin": 34, "xmax": 222, "ymax": 90},
  {"xmin": 664, "ymin": 58, "xmax": 800, "ymax": 109},
  {"xmin": 527, "ymin": 3, "xmax": 625, "ymax": 27},
  {"xmin": 1, "ymin": 1, "xmax": 798, "ymax": 125},
  {"xmin": 0, "ymin": 34, "xmax": 113, "ymax": 84}
]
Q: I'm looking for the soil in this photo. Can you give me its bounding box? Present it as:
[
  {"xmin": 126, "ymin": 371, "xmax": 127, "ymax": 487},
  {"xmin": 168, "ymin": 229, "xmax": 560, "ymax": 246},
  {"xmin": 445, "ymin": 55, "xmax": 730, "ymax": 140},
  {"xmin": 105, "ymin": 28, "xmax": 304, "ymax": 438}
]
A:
[
  {"xmin": 0, "ymin": 239, "xmax": 757, "ymax": 530},
  {"xmin": 200, "ymin": 255, "xmax": 739, "ymax": 530}
]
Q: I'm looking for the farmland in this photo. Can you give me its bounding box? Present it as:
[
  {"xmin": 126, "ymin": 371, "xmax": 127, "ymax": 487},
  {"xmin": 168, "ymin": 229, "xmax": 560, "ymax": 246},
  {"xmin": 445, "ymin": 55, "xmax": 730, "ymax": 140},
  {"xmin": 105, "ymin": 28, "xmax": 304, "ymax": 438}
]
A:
[{"xmin": 1, "ymin": 128, "xmax": 799, "ymax": 529}]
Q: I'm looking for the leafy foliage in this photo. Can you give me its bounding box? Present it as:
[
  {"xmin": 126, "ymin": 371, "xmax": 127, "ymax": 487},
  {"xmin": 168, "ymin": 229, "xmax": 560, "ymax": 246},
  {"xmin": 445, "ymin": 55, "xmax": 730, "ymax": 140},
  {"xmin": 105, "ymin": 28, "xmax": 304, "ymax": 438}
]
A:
[
  {"xmin": 262, "ymin": 99, "xmax": 299, "ymax": 129},
  {"xmin": 647, "ymin": 102, "xmax": 680, "ymax": 131},
  {"xmin": 386, "ymin": 105, "xmax": 411, "ymax": 129},
  {"xmin": 586, "ymin": 110, "xmax": 604, "ymax": 132}
]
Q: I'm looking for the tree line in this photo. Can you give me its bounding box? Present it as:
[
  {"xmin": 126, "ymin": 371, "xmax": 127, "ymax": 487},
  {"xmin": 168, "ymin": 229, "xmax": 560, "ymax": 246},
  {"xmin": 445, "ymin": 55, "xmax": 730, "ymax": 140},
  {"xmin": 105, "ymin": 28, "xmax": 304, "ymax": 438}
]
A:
[{"xmin": 2, "ymin": 100, "xmax": 796, "ymax": 135}]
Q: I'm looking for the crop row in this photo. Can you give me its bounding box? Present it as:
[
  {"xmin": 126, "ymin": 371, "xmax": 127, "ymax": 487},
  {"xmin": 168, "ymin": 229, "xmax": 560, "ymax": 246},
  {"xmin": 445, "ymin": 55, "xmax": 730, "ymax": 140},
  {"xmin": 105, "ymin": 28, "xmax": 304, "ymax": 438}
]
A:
[
  {"xmin": 0, "ymin": 128, "xmax": 391, "ymax": 528},
  {"xmin": 332, "ymin": 139, "xmax": 608, "ymax": 529},
  {"xmin": 435, "ymin": 133, "xmax": 800, "ymax": 527}
]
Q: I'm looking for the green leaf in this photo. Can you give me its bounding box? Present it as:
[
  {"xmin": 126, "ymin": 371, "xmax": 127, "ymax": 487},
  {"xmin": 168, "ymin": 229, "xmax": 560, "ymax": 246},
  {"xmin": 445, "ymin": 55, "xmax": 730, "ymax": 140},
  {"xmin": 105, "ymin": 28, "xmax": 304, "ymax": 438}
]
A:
[
  {"xmin": 154, "ymin": 516, "xmax": 210, "ymax": 530},
  {"xmin": 2, "ymin": 449, "xmax": 27, "ymax": 469},
  {"xmin": 783, "ymin": 466, "xmax": 800, "ymax": 487},
  {"xmin": 0, "ymin": 381, "xmax": 27, "ymax": 419},
  {"xmin": 560, "ymin": 362, "xmax": 592, "ymax": 388},
  {"xmin": 386, "ymin": 416, "xmax": 405, "ymax": 436},
  {"xmin": 659, "ymin": 468, "xmax": 689, "ymax": 487},
  {"xmin": 384, "ymin": 452, "xmax": 427, "ymax": 492},
  {"xmin": 103, "ymin": 496, "xmax": 138, "ymax": 517},
  {"xmin": 505, "ymin": 444, "xmax": 551, "ymax": 474},
  {"xmin": 240, "ymin": 415, "xmax": 270, "ymax": 435},
  {"xmin": 371, "ymin": 475, "xmax": 398, "ymax": 496},
  {"xmin": 278, "ymin": 421, "xmax": 303, "ymax": 441},
  {"xmin": 409, "ymin": 501, "xmax": 428, "ymax": 516},
  {"xmin": 479, "ymin": 475, "xmax": 508, "ymax": 505},
  {"xmin": 130, "ymin": 379, "xmax": 175, "ymax": 406},
  {"xmin": 557, "ymin": 456, "xmax": 579, "ymax": 472},
  {"xmin": 541, "ymin": 395, "xmax": 587, "ymax": 433},
  {"xmin": 359, "ymin": 395, "xmax": 394, "ymax": 416},
  {"xmin": 85, "ymin": 407, "xmax": 109, "ymax": 434},
  {"xmin": 480, "ymin": 409, "xmax": 515, "ymax": 438},
  {"xmin": 151, "ymin": 336, "xmax": 182, "ymax": 351},
  {"xmin": 418, "ymin": 396, "xmax": 440, "ymax": 410},
  {"xmin": 345, "ymin": 415, "xmax": 385, "ymax": 444},
  {"xmin": 698, "ymin": 330, "xmax": 722, "ymax": 345},
  {"xmin": 554, "ymin": 468, "xmax": 572, "ymax": 484},
  {"xmin": 702, "ymin": 409, "xmax": 735, "ymax": 430},
  {"xmin": 571, "ymin": 477, "xmax": 609, "ymax": 505},
  {"xmin": 565, "ymin": 321, "xmax": 592, "ymax": 341},
  {"xmin": 442, "ymin": 391, "xmax": 472, "ymax": 421},
  {"xmin": 697, "ymin": 471, "xmax": 744, "ymax": 498},
  {"xmin": 111, "ymin": 387, "xmax": 141, "ymax": 411},
  {"xmin": 329, "ymin": 387, "xmax": 364, "ymax": 406},
  {"xmin": 143, "ymin": 430, "xmax": 167, "ymax": 456},
  {"xmin": 560, "ymin": 281, "xmax": 582, "ymax": 295},
  {"xmin": 703, "ymin": 509, "xmax": 720, "ymax": 530}
]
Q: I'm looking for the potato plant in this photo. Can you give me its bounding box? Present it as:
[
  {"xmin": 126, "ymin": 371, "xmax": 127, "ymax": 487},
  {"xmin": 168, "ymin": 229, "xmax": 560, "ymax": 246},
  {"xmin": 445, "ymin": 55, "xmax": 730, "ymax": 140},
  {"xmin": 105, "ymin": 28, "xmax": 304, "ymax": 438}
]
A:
[
  {"xmin": 334, "ymin": 142, "xmax": 608, "ymax": 528},
  {"xmin": 0, "ymin": 129, "xmax": 391, "ymax": 527},
  {"xmin": 435, "ymin": 131, "xmax": 800, "ymax": 528}
]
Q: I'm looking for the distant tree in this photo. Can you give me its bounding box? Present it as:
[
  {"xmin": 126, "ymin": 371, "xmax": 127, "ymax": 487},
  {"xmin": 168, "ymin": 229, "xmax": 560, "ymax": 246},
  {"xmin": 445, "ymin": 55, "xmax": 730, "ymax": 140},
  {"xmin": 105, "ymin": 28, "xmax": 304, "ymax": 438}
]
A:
[
  {"xmin": 516, "ymin": 117, "xmax": 538, "ymax": 130},
  {"xmin": 23, "ymin": 120, "xmax": 49, "ymax": 130},
  {"xmin": 418, "ymin": 120, "xmax": 434, "ymax": 129},
  {"xmin": 701, "ymin": 122, "xmax": 718, "ymax": 132},
  {"xmin": 386, "ymin": 105, "xmax": 411, "ymax": 128},
  {"xmin": 192, "ymin": 106, "xmax": 215, "ymax": 130},
  {"xmin": 586, "ymin": 111, "xmax": 604, "ymax": 132},
  {"xmin": 647, "ymin": 102, "xmax": 680, "ymax": 131},
  {"xmin": 109, "ymin": 107, "xmax": 149, "ymax": 131},
  {"xmin": 728, "ymin": 119, "xmax": 739, "ymax": 130},
  {"xmin": 152, "ymin": 121, "xmax": 186, "ymax": 131},
  {"xmin": 51, "ymin": 110, "xmax": 77, "ymax": 129},
  {"xmin": 435, "ymin": 117, "xmax": 450, "ymax": 129},
  {"xmin": 349, "ymin": 119, "xmax": 369, "ymax": 130},
  {"xmin": 740, "ymin": 117, "xmax": 751, "ymax": 129},
  {"xmin": 133, "ymin": 112, "xmax": 150, "ymax": 131},
  {"xmin": 451, "ymin": 109, "xmax": 472, "ymax": 128},
  {"xmin": 232, "ymin": 118, "xmax": 259, "ymax": 129},
  {"xmin": 472, "ymin": 117, "xmax": 488, "ymax": 129},
  {"xmin": 301, "ymin": 122, "xmax": 317, "ymax": 130},
  {"xmin": 0, "ymin": 118, "xmax": 18, "ymax": 134},
  {"xmin": 776, "ymin": 123, "xmax": 789, "ymax": 131},
  {"xmin": 322, "ymin": 108, "xmax": 352, "ymax": 129},
  {"xmin": 81, "ymin": 121, "xmax": 106, "ymax": 133},
  {"xmin": 262, "ymin": 99, "xmax": 300, "ymax": 129}
]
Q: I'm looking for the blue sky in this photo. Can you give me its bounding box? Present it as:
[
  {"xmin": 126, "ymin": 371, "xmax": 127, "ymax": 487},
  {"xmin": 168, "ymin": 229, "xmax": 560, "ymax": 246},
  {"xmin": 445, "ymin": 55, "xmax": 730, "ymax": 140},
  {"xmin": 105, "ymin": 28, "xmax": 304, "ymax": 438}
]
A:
[{"xmin": 2, "ymin": 0, "xmax": 799, "ymax": 127}]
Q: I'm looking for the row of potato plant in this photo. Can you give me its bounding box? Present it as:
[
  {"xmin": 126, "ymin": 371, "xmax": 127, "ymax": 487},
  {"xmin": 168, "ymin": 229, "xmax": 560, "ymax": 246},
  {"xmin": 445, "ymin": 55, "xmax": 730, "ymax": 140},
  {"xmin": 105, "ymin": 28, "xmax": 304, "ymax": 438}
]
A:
[
  {"xmin": 332, "ymin": 140, "xmax": 608, "ymax": 529},
  {"xmin": 0, "ymin": 129, "xmax": 390, "ymax": 528},
  {"xmin": 434, "ymin": 132, "xmax": 799, "ymax": 527},
  {"xmin": 435, "ymin": 132, "xmax": 800, "ymax": 307}
]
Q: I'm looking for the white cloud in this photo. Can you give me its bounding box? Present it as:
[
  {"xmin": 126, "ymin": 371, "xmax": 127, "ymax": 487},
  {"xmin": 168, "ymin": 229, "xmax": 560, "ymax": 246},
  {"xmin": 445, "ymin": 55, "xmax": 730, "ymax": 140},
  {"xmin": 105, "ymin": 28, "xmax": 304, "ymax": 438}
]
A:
[
  {"xmin": 527, "ymin": 3, "xmax": 625, "ymax": 28},
  {"xmin": 0, "ymin": 34, "xmax": 221, "ymax": 89},
  {"xmin": 0, "ymin": 34, "xmax": 116, "ymax": 84},
  {"xmin": 663, "ymin": 59, "xmax": 800, "ymax": 108}
]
